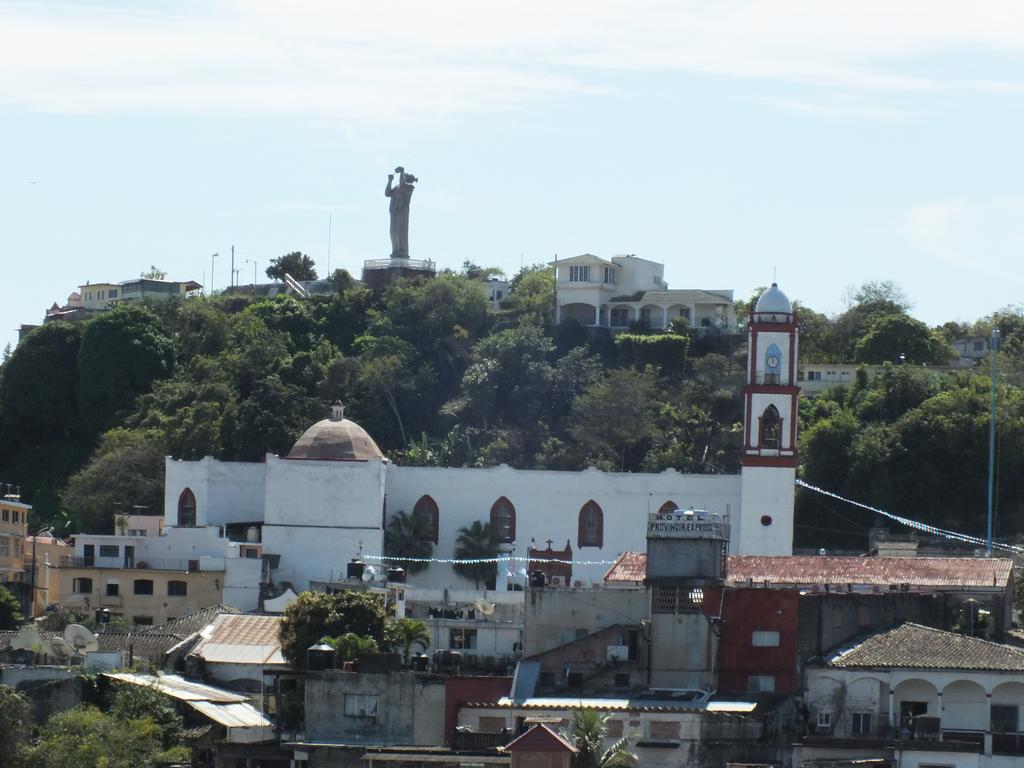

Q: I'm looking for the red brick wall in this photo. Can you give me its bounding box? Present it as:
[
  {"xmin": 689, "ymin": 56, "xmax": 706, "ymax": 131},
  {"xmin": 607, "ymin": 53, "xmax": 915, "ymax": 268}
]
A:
[
  {"xmin": 713, "ymin": 587, "xmax": 799, "ymax": 694},
  {"xmin": 444, "ymin": 676, "xmax": 512, "ymax": 745}
]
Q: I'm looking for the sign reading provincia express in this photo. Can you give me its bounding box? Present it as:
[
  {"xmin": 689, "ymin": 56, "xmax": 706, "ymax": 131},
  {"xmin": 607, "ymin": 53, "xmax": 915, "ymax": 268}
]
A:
[{"xmin": 646, "ymin": 511, "xmax": 729, "ymax": 539}]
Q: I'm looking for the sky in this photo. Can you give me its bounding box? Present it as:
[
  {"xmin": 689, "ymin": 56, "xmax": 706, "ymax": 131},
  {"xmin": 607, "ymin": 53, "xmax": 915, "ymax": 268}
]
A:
[{"xmin": 3, "ymin": 1, "xmax": 1024, "ymax": 351}]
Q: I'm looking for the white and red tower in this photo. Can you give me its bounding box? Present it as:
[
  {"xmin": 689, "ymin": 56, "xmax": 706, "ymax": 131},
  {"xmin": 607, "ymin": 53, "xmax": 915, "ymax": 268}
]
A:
[{"xmin": 737, "ymin": 283, "xmax": 799, "ymax": 555}]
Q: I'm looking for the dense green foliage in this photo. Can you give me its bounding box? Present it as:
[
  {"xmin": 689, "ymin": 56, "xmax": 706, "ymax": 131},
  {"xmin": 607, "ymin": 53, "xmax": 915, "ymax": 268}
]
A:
[
  {"xmin": 2, "ymin": 268, "xmax": 1023, "ymax": 551},
  {"xmin": 384, "ymin": 617, "xmax": 431, "ymax": 661},
  {"xmin": 0, "ymin": 684, "xmax": 31, "ymax": 768},
  {"xmin": 279, "ymin": 590, "xmax": 387, "ymax": 666},
  {"xmin": 563, "ymin": 708, "xmax": 638, "ymax": 768},
  {"xmin": 383, "ymin": 508, "xmax": 435, "ymax": 574},
  {"xmin": 0, "ymin": 585, "xmax": 23, "ymax": 630}
]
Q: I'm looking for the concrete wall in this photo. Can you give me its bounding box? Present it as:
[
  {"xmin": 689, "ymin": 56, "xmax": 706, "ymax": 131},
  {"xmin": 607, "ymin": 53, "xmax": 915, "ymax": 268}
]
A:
[
  {"xmin": 716, "ymin": 587, "xmax": 799, "ymax": 694},
  {"xmin": 524, "ymin": 586, "xmax": 647, "ymax": 657},
  {"xmin": 1, "ymin": 666, "xmax": 82, "ymax": 723},
  {"xmin": 164, "ymin": 455, "xmax": 267, "ymax": 527},
  {"xmin": 304, "ymin": 670, "xmax": 447, "ymax": 746}
]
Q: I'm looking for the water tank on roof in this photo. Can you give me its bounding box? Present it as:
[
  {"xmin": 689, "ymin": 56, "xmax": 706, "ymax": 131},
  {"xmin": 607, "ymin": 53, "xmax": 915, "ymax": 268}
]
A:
[
  {"xmin": 246, "ymin": 526, "xmax": 260, "ymax": 543},
  {"xmin": 347, "ymin": 558, "xmax": 366, "ymax": 580},
  {"xmin": 306, "ymin": 643, "xmax": 336, "ymax": 671}
]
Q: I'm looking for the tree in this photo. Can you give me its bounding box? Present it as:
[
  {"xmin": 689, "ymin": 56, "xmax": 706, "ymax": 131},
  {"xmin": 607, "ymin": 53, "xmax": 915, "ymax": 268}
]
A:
[
  {"xmin": 854, "ymin": 314, "xmax": 954, "ymax": 365},
  {"xmin": 384, "ymin": 508, "xmax": 435, "ymax": 574},
  {"xmin": 453, "ymin": 520, "xmax": 499, "ymax": 589},
  {"xmin": 62, "ymin": 428, "xmax": 166, "ymax": 534},
  {"xmin": 323, "ymin": 632, "xmax": 379, "ymax": 663},
  {"xmin": 503, "ymin": 265, "xmax": 556, "ymax": 324},
  {"xmin": 279, "ymin": 590, "xmax": 386, "ymax": 667},
  {"xmin": 78, "ymin": 304, "xmax": 175, "ymax": 435},
  {"xmin": 141, "ymin": 265, "xmax": 167, "ymax": 280},
  {"xmin": 563, "ymin": 709, "xmax": 638, "ymax": 768},
  {"xmin": 267, "ymin": 251, "xmax": 317, "ymax": 281},
  {"xmin": 384, "ymin": 618, "xmax": 431, "ymax": 662},
  {"xmin": 569, "ymin": 368, "xmax": 661, "ymax": 470},
  {"xmin": 0, "ymin": 585, "xmax": 23, "ymax": 630},
  {"xmin": 107, "ymin": 683, "xmax": 184, "ymax": 749},
  {"xmin": 0, "ymin": 684, "xmax": 31, "ymax": 768}
]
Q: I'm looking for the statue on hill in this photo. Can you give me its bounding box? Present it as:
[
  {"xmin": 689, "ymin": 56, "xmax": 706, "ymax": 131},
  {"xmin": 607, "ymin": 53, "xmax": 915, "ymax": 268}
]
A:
[{"xmin": 385, "ymin": 166, "xmax": 417, "ymax": 258}]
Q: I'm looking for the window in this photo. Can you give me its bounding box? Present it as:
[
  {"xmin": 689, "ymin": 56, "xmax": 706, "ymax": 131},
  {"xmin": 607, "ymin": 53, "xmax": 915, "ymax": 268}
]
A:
[
  {"xmin": 807, "ymin": 370, "xmax": 822, "ymax": 381},
  {"xmin": 133, "ymin": 616, "xmax": 154, "ymax": 626},
  {"xmin": 678, "ymin": 307, "xmax": 691, "ymax": 319},
  {"xmin": 167, "ymin": 580, "xmax": 188, "ymax": 597},
  {"xmin": 568, "ymin": 265, "xmax": 590, "ymax": 282},
  {"xmin": 640, "ymin": 308, "xmax": 652, "ymax": 324},
  {"xmin": 450, "ymin": 628, "xmax": 478, "ymax": 650},
  {"xmin": 614, "ymin": 673, "xmax": 631, "ymax": 688},
  {"xmin": 73, "ymin": 577, "xmax": 93, "ymax": 594},
  {"xmin": 11, "ymin": 511, "xmax": 17, "ymax": 523},
  {"xmin": 99, "ymin": 545, "xmax": 119, "ymax": 558},
  {"xmin": 652, "ymin": 585, "xmax": 703, "ymax": 614},
  {"xmin": 974, "ymin": 340, "xmax": 984, "ymax": 351},
  {"xmin": 610, "ymin": 308, "xmax": 629, "ymax": 327},
  {"xmin": 752, "ymin": 630, "xmax": 780, "ymax": 647},
  {"xmin": 178, "ymin": 488, "xmax": 197, "ymax": 527},
  {"xmin": 759, "ymin": 405, "xmax": 781, "ymax": 449},
  {"xmin": 344, "ymin": 694, "xmax": 379, "ymax": 718},
  {"xmin": 478, "ymin": 716, "xmax": 508, "ymax": 732},
  {"xmin": 108, "ymin": 289, "xmax": 117, "ymax": 298},
  {"xmin": 414, "ymin": 495, "xmax": 440, "ymax": 544},
  {"xmin": 133, "ymin": 579, "xmax": 154, "ymax": 595},
  {"xmin": 1, "ymin": 509, "xmax": 7, "ymax": 522},
  {"xmin": 490, "ymin": 497, "xmax": 515, "ymax": 543},
  {"xmin": 578, "ymin": 500, "xmax": 603, "ymax": 548},
  {"xmin": 106, "ymin": 582, "xmax": 119, "ymax": 597},
  {"xmin": 851, "ymin": 712, "xmax": 872, "ymax": 736},
  {"xmin": 992, "ymin": 704, "xmax": 1019, "ymax": 734},
  {"xmin": 602, "ymin": 266, "xmax": 617, "ymax": 285},
  {"xmin": 816, "ymin": 711, "xmax": 832, "ymax": 732},
  {"xmin": 747, "ymin": 675, "xmax": 775, "ymax": 692},
  {"xmin": 0, "ymin": 540, "xmax": 7, "ymax": 558}
]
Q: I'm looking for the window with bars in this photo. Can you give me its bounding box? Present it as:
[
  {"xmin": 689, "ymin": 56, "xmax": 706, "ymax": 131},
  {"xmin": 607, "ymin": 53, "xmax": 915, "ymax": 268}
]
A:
[{"xmin": 651, "ymin": 585, "xmax": 704, "ymax": 614}]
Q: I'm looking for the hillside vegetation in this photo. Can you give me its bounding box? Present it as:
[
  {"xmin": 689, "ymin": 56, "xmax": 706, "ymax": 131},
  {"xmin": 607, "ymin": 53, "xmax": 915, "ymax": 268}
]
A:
[{"xmin": 1, "ymin": 267, "xmax": 1023, "ymax": 550}]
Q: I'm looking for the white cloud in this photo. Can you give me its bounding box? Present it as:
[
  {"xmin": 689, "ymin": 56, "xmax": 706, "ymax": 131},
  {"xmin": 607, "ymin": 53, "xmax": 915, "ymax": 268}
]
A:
[
  {"xmin": 2, "ymin": 1, "xmax": 1024, "ymax": 121},
  {"xmin": 905, "ymin": 198, "xmax": 1024, "ymax": 279}
]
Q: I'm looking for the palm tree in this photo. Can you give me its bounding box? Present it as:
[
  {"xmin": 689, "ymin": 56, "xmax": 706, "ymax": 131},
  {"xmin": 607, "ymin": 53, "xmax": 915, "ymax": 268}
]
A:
[
  {"xmin": 323, "ymin": 632, "xmax": 379, "ymax": 663},
  {"xmin": 384, "ymin": 508, "xmax": 434, "ymax": 574},
  {"xmin": 453, "ymin": 520, "xmax": 499, "ymax": 589},
  {"xmin": 385, "ymin": 618, "xmax": 431, "ymax": 663},
  {"xmin": 564, "ymin": 709, "xmax": 638, "ymax": 768}
]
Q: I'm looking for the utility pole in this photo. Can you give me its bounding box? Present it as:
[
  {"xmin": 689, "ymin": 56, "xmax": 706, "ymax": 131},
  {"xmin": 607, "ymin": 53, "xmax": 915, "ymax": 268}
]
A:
[
  {"xmin": 210, "ymin": 252, "xmax": 219, "ymax": 295},
  {"xmin": 986, "ymin": 328, "xmax": 1000, "ymax": 554},
  {"xmin": 231, "ymin": 245, "xmax": 235, "ymax": 288},
  {"xmin": 327, "ymin": 214, "xmax": 332, "ymax": 274}
]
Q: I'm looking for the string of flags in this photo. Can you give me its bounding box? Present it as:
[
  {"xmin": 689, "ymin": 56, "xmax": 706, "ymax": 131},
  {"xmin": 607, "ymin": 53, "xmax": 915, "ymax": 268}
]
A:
[
  {"xmin": 361, "ymin": 554, "xmax": 619, "ymax": 566},
  {"xmin": 796, "ymin": 478, "xmax": 1024, "ymax": 556}
]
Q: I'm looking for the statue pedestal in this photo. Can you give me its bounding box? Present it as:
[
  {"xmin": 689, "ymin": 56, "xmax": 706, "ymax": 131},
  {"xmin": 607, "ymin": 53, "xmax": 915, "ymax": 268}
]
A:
[{"xmin": 362, "ymin": 257, "xmax": 437, "ymax": 289}]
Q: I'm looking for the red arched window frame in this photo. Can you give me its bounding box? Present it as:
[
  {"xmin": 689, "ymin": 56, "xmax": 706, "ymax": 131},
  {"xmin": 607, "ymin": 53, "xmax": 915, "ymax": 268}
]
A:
[
  {"xmin": 490, "ymin": 497, "xmax": 516, "ymax": 544},
  {"xmin": 578, "ymin": 500, "xmax": 604, "ymax": 548},
  {"xmin": 177, "ymin": 488, "xmax": 196, "ymax": 528},
  {"xmin": 414, "ymin": 495, "xmax": 440, "ymax": 544},
  {"xmin": 658, "ymin": 501, "xmax": 678, "ymax": 516}
]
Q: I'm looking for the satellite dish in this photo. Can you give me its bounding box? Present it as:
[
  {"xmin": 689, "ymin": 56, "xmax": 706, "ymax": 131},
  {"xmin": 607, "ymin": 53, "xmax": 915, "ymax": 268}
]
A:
[
  {"xmin": 474, "ymin": 598, "xmax": 495, "ymax": 616},
  {"xmin": 362, "ymin": 566, "xmax": 375, "ymax": 583},
  {"xmin": 64, "ymin": 624, "xmax": 99, "ymax": 653},
  {"xmin": 49, "ymin": 637, "xmax": 74, "ymax": 658}
]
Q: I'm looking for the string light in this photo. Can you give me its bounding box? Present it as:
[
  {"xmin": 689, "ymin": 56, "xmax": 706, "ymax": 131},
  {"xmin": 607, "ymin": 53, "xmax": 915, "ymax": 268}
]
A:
[
  {"xmin": 797, "ymin": 479, "xmax": 1024, "ymax": 556},
  {"xmin": 362, "ymin": 554, "xmax": 619, "ymax": 566}
]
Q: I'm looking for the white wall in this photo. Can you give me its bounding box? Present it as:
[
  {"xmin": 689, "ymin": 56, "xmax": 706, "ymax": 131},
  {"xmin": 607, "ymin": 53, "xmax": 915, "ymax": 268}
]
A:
[
  {"xmin": 738, "ymin": 465, "xmax": 795, "ymax": 555},
  {"xmin": 164, "ymin": 456, "xmax": 267, "ymax": 527},
  {"xmin": 386, "ymin": 465, "xmax": 742, "ymax": 588}
]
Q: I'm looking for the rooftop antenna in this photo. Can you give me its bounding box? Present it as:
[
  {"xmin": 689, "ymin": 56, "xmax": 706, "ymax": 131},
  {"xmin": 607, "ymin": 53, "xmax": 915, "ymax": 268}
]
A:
[{"xmin": 771, "ymin": 266, "xmax": 777, "ymax": 284}]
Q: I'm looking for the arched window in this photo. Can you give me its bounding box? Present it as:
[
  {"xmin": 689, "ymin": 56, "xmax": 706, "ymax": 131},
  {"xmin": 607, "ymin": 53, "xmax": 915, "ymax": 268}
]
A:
[
  {"xmin": 578, "ymin": 501, "xmax": 604, "ymax": 548},
  {"xmin": 414, "ymin": 495, "xmax": 439, "ymax": 544},
  {"xmin": 490, "ymin": 497, "xmax": 516, "ymax": 544},
  {"xmin": 177, "ymin": 488, "xmax": 196, "ymax": 528},
  {"xmin": 167, "ymin": 580, "xmax": 188, "ymax": 597},
  {"xmin": 658, "ymin": 501, "xmax": 678, "ymax": 516},
  {"xmin": 760, "ymin": 405, "xmax": 781, "ymax": 449}
]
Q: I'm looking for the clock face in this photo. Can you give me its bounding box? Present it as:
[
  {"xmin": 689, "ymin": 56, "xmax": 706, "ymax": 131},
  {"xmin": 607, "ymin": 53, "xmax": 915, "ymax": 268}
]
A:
[{"xmin": 767, "ymin": 355, "xmax": 780, "ymax": 368}]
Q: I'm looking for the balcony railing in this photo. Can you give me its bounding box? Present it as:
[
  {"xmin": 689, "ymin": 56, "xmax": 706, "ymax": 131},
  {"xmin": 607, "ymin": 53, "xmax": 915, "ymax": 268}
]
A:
[
  {"xmin": 363, "ymin": 257, "xmax": 436, "ymax": 271},
  {"xmin": 59, "ymin": 556, "xmax": 224, "ymax": 572}
]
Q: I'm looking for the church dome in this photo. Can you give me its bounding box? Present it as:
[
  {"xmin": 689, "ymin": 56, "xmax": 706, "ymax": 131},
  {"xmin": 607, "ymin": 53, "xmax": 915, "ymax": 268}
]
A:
[
  {"xmin": 754, "ymin": 283, "xmax": 793, "ymax": 315},
  {"xmin": 286, "ymin": 402, "xmax": 386, "ymax": 462}
]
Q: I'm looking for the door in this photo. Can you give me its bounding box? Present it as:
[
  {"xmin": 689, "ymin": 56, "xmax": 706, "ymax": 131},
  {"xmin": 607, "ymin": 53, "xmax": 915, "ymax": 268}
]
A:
[
  {"xmin": 83, "ymin": 544, "xmax": 94, "ymax": 567},
  {"xmin": 124, "ymin": 545, "xmax": 135, "ymax": 569}
]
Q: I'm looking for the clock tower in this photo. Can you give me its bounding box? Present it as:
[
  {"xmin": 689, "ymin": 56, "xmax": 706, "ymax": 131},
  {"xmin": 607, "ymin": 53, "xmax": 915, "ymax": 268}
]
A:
[{"xmin": 737, "ymin": 283, "xmax": 799, "ymax": 555}]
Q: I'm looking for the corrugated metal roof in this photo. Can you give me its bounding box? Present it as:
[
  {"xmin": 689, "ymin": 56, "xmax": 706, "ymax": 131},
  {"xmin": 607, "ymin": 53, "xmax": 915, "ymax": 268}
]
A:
[
  {"xmin": 604, "ymin": 552, "xmax": 1013, "ymax": 589},
  {"xmin": 825, "ymin": 623, "xmax": 1024, "ymax": 672},
  {"xmin": 188, "ymin": 613, "xmax": 286, "ymax": 666},
  {"xmin": 478, "ymin": 696, "xmax": 756, "ymax": 715},
  {"xmin": 190, "ymin": 700, "xmax": 272, "ymax": 728},
  {"xmin": 104, "ymin": 672, "xmax": 248, "ymax": 703}
]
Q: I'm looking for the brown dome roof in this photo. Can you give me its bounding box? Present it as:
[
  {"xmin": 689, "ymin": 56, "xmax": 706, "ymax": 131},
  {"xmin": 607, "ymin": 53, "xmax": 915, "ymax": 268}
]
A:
[{"xmin": 286, "ymin": 403, "xmax": 385, "ymax": 462}]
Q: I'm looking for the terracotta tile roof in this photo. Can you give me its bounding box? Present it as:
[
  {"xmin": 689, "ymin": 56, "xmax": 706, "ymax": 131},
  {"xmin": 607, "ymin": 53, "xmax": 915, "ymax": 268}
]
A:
[
  {"xmin": 825, "ymin": 623, "xmax": 1024, "ymax": 672},
  {"xmin": 603, "ymin": 552, "xmax": 1013, "ymax": 589},
  {"xmin": 188, "ymin": 613, "xmax": 285, "ymax": 666},
  {"xmin": 505, "ymin": 724, "xmax": 577, "ymax": 753},
  {"xmin": 137, "ymin": 604, "xmax": 240, "ymax": 640}
]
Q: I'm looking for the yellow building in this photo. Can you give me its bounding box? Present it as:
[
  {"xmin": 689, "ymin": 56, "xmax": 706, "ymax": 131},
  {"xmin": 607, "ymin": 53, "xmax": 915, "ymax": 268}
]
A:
[
  {"xmin": 24, "ymin": 531, "xmax": 71, "ymax": 616},
  {"xmin": 0, "ymin": 493, "xmax": 30, "ymax": 613},
  {"xmin": 77, "ymin": 281, "xmax": 122, "ymax": 310}
]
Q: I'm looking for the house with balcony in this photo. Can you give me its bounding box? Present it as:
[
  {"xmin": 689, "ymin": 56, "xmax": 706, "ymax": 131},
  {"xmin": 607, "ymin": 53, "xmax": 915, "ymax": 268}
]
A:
[
  {"xmin": 799, "ymin": 623, "xmax": 1024, "ymax": 767},
  {"xmin": 552, "ymin": 254, "xmax": 736, "ymax": 333},
  {"xmin": 56, "ymin": 512, "xmax": 260, "ymax": 626}
]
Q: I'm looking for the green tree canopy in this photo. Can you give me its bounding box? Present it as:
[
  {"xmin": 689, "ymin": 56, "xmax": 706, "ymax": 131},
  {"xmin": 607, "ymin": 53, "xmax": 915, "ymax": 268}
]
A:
[
  {"xmin": 0, "ymin": 585, "xmax": 23, "ymax": 630},
  {"xmin": 267, "ymin": 251, "xmax": 317, "ymax": 281},
  {"xmin": 280, "ymin": 590, "xmax": 386, "ymax": 666},
  {"xmin": 0, "ymin": 684, "xmax": 31, "ymax": 768},
  {"xmin": 853, "ymin": 314, "xmax": 954, "ymax": 365}
]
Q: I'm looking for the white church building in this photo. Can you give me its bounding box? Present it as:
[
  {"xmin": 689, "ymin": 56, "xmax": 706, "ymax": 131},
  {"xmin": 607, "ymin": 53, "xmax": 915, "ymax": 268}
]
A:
[{"xmin": 161, "ymin": 284, "xmax": 801, "ymax": 594}]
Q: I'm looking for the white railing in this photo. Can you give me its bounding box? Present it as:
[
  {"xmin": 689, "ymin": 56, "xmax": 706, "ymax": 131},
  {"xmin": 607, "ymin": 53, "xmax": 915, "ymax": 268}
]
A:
[{"xmin": 363, "ymin": 258, "xmax": 436, "ymax": 271}]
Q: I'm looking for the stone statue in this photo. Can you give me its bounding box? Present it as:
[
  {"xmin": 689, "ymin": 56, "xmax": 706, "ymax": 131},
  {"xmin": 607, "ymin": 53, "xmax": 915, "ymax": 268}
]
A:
[{"xmin": 385, "ymin": 166, "xmax": 417, "ymax": 258}]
